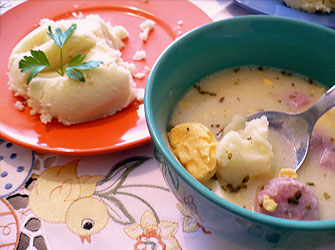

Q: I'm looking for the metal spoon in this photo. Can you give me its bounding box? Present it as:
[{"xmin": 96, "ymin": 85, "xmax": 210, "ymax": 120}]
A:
[{"xmin": 247, "ymin": 85, "xmax": 335, "ymax": 172}]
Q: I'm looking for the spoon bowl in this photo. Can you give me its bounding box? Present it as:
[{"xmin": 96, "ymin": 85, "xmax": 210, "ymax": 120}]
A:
[{"xmin": 247, "ymin": 85, "xmax": 335, "ymax": 171}]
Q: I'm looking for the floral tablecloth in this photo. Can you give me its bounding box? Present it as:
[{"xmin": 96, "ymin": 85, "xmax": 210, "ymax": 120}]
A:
[{"xmin": 0, "ymin": 1, "xmax": 334, "ymax": 250}]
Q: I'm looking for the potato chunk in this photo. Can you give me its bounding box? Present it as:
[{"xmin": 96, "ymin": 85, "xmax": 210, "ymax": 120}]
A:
[{"xmin": 216, "ymin": 116, "xmax": 274, "ymax": 188}]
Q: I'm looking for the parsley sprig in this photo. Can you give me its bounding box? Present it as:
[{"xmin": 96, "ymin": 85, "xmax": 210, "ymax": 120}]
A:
[{"xmin": 19, "ymin": 24, "xmax": 103, "ymax": 84}]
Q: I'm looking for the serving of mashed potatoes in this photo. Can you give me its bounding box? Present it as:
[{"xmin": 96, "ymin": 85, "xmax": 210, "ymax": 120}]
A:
[
  {"xmin": 283, "ymin": 0, "xmax": 335, "ymax": 13},
  {"xmin": 8, "ymin": 15, "xmax": 143, "ymax": 125}
]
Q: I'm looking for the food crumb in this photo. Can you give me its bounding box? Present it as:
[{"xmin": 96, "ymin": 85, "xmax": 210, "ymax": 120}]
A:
[
  {"xmin": 144, "ymin": 66, "xmax": 151, "ymax": 73},
  {"xmin": 263, "ymin": 195, "xmax": 277, "ymax": 212},
  {"xmin": 139, "ymin": 19, "xmax": 155, "ymax": 41},
  {"xmin": 112, "ymin": 26, "xmax": 129, "ymax": 40},
  {"xmin": 133, "ymin": 66, "xmax": 150, "ymax": 80},
  {"xmin": 15, "ymin": 101, "xmax": 24, "ymax": 111},
  {"xmin": 134, "ymin": 88, "xmax": 145, "ymax": 102},
  {"xmin": 134, "ymin": 72, "xmax": 146, "ymax": 79},
  {"xmin": 133, "ymin": 50, "xmax": 146, "ymax": 61},
  {"xmin": 72, "ymin": 11, "xmax": 84, "ymax": 19},
  {"xmin": 279, "ymin": 168, "xmax": 297, "ymax": 179},
  {"xmin": 324, "ymin": 192, "xmax": 331, "ymax": 200},
  {"xmin": 263, "ymin": 78, "xmax": 273, "ymax": 87},
  {"xmin": 305, "ymin": 205, "xmax": 311, "ymax": 210},
  {"xmin": 288, "ymin": 190, "xmax": 302, "ymax": 205},
  {"xmin": 233, "ymin": 67, "xmax": 240, "ymax": 73}
]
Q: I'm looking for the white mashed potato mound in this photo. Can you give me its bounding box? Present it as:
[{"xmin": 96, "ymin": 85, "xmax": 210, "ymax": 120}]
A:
[
  {"xmin": 283, "ymin": 0, "xmax": 335, "ymax": 13},
  {"xmin": 216, "ymin": 116, "xmax": 274, "ymax": 188},
  {"xmin": 8, "ymin": 15, "xmax": 142, "ymax": 125}
]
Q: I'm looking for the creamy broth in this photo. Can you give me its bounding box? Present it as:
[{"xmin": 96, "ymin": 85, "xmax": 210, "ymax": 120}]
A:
[{"xmin": 170, "ymin": 66, "xmax": 335, "ymax": 220}]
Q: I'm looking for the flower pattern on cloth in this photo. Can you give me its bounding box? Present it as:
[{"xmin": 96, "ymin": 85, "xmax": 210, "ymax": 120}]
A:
[
  {"xmin": 176, "ymin": 186, "xmax": 202, "ymax": 223},
  {"xmin": 176, "ymin": 203, "xmax": 211, "ymax": 234},
  {"xmin": 124, "ymin": 210, "xmax": 181, "ymax": 250}
]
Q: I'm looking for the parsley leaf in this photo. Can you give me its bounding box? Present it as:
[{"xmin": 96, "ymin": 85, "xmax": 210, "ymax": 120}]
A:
[
  {"xmin": 18, "ymin": 24, "xmax": 103, "ymax": 84},
  {"xmin": 65, "ymin": 54, "xmax": 103, "ymax": 82},
  {"xmin": 19, "ymin": 50, "xmax": 51, "ymax": 84},
  {"xmin": 47, "ymin": 24, "xmax": 77, "ymax": 48}
]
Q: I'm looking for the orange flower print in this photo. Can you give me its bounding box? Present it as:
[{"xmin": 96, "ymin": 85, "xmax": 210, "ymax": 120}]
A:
[
  {"xmin": 124, "ymin": 210, "xmax": 181, "ymax": 250},
  {"xmin": 134, "ymin": 229, "xmax": 166, "ymax": 250}
]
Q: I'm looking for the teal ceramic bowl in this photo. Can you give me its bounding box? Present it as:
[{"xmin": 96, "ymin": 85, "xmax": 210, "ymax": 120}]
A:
[{"xmin": 144, "ymin": 15, "xmax": 335, "ymax": 249}]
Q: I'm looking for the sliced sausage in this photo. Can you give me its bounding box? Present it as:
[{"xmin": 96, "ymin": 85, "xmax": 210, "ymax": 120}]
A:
[{"xmin": 255, "ymin": 177, "xmax": 319, "ymax": 220}]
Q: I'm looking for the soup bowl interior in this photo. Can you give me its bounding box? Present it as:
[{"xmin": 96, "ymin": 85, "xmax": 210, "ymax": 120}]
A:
[{"xmin": 145, "ymin": 15, "xmax": 335, "ymax": 249}]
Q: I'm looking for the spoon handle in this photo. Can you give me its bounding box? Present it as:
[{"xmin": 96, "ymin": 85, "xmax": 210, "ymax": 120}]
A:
[{"xmin": 301, "ymin": 85, "xmax": 335, "ymax": 124}]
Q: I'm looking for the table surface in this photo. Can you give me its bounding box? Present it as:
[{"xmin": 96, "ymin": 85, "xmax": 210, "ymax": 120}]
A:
[{"xmin": 0, "ymin": 1, "xmax": 333, "ymax": 250}]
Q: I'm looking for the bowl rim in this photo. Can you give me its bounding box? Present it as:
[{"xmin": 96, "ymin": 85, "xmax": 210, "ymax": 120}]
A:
[{"xmin": 145, "ymin": 15, "xmax": 335, "ymax": 230}]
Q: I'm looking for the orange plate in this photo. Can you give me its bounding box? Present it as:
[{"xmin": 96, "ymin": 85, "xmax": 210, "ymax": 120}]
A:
[{"xmin": 0, "ymin": 0, "xmax": 211, "ymax": 156}]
